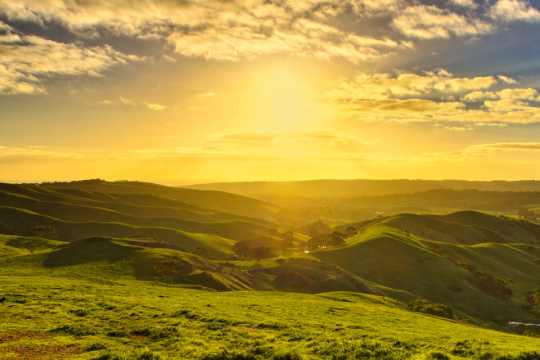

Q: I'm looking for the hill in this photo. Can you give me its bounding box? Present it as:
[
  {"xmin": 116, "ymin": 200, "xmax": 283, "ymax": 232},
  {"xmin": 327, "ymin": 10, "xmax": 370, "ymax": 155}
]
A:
[
  {"xmin": 183, "ymin": 179, "xmax": 540, "ymax": 197},
  {"xmin": 0, "ymin": 207, "xmax": 236, "ymax": 258},
  {"xmin": 41, "ymin": 180, "xmax": 282, "ymax": 220},
  {"xmin": 0, "ymin": 191, "xmax": 279, "ymax": 242},
  {"xmin": 2, "ymin": 235, "xmax": 540, "ymax": 359}
]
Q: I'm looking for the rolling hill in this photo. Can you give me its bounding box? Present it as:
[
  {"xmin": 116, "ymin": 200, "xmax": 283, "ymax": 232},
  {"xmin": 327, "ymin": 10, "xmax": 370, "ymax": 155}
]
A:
[{"xmin": 3, "ymin": 180, "xmax": 540, "ymax": 335}]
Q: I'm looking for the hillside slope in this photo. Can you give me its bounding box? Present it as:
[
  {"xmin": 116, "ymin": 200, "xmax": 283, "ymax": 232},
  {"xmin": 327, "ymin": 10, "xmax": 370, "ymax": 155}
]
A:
[
  {"xmin": 0, "ymin": 207, "xmax": 235, "ymax": 258},
  {"xmin": 43, "ymin": 180, "xmax": 281, "ymax": 219},
  {"xmin": 311, "ymin": 213, "xmax": 540, "ymax": 324}
]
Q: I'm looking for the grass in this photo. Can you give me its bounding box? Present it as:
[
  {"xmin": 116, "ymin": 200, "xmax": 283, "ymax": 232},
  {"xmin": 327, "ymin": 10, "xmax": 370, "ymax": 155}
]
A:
[
  {"xmin": 2, "ymin": 275, "xmax": 540, "ymax": 360},
  {"xmin": 4, "ymin": 180, "xmax": 540, "ymax": 358}
]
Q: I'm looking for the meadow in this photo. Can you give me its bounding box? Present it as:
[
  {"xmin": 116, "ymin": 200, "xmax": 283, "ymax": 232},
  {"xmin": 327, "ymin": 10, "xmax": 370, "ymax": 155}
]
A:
[{"xmin": 2, "ymin": 180, "xmax": 540, "ymax": 359}]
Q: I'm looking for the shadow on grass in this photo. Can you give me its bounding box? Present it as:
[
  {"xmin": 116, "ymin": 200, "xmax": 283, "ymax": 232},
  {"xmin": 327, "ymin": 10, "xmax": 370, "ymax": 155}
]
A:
[{"xmin": 42, "ymin": 237, "xmax": 138, "ymax": 268}]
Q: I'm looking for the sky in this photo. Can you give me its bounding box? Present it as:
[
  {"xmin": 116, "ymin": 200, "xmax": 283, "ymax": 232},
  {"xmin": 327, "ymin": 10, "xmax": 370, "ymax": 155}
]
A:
[{"xmin": 2, "ymin": 0, "xmax": 540, "ymax": 184}]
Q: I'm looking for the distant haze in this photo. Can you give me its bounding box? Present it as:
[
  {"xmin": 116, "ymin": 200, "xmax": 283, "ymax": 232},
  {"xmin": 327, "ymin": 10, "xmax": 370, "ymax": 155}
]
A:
[{"xmin": 183, "ymin": 179, "xmax": 540, "ymax": 197}]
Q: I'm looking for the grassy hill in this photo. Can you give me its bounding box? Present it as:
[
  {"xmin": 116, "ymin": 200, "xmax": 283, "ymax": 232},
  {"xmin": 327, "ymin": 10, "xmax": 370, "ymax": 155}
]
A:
[
  {"xmin": 310, "ymin": 213, "xmax": 540, "ymax": 325},
  {"xmin": 5, "ymin": 179, "xmax": 540, "ymax": 352},
  {"xmin": 0, "ymin": 207, "xmax": 237, "ymax": 258},
  {"xmin": 2, "ymin": 235, "xmax": 540, "ymax": 359},
  {"xmin": 0, "ymin": 183, "xmax": 273, "ymax": 225},
  {"xmin": 42, "ymin": 180, "xmax": 281, "ymax": 220},
  {"xmin": 0, "ymin": 192, "xmax": 280, "ymax": 242}
]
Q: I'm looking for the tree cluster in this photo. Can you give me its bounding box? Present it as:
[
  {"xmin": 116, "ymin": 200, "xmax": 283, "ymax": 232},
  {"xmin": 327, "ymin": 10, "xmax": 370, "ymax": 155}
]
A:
[
  {"xmin": 307, "ymin": 231, "xmax": 346, "ymax": 251},
  {"xmin": 406, "ymin": 299, "xmax": 454, "ymax": 320},
  {"xmin": 446, "ymin": 257, "xmax": 513, "ymax": 300},
  {"xmin": 34, "ymin": 226, "xmax": 58, "ymax": 239},
  {"xmin": 518, "ymin": 209, "xmax": 538, "ymax": 222},
  {"xmin": 0, "ymin": 221, "xmax": 14, "ymax": 235},
  {"xmin": 232, "ymin": 240, "xmax": 277, "ymax": 262}
]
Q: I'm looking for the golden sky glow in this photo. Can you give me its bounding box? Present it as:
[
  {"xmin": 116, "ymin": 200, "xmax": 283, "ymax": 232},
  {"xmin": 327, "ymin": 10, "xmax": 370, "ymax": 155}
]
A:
[{"xmin": 2, "ymin": 0, "xmax": 540, "ymax": 184}]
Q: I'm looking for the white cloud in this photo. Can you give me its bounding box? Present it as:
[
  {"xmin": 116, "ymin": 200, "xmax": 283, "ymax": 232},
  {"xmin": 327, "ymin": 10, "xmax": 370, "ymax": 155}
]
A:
[
  {"xmin": 323, "ymin": 69, "xmax": 499, "ymax": 102},
  {"xmin": 199, "ymin": 92, "xmax": 217, "ymax": 97},
  {"xmin": 448, "ymin": 0, "xmax": 479, "ymax": 8},
  {"xmin": 145, "ymin": 102, "xmax": 167, "ymax": 111},
  {"xmin": 119, "ymin": 97, "xmax": 136, "ymax": 105},
  {"xmin": 463, "ymin": 91, "xmax": 498, "ymax": 102},
  {"xmin": 0, "ymin": 33, "xmax": 138, "ymax": 95},
  {"xmin": 490, "ymin": 0, "xmax": 540, "ymax": 22},
  {"xmin": 392, "ymin": 5, "xmax": 494, "ymax": 39}
]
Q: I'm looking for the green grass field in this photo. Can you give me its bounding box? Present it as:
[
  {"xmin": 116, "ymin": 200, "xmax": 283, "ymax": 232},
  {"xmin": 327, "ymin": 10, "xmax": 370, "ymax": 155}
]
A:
[{"xmin": 3, "ymin": 180, "xmax": 540, "ymax": 358}]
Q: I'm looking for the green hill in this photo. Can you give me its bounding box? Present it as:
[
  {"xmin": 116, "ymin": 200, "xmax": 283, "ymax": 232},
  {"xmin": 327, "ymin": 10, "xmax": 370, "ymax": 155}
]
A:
[
  {"xmin": 42, "ymin": 180, "xmax": 281, "ymax": 219},
  {"xmin": 310, "ymin": 213, "xmax": 540, "ymax": 325},
  {"xmin": 2, "ymin": 235, "xmax": 540, "ymax": 359},
  {"xmin": 0, "ymin": 191, "xmax": 279, "ymax": 241},
  {"xmin": 0, "ymin": 183, "xmax": 273, "ymax": 225},
  {"xmin": 0, "ymin": 207, "xmax": 236, "ymax": 258}
]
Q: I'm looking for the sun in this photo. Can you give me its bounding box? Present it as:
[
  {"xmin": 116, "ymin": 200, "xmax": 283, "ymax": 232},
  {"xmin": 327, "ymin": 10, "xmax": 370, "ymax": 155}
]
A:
[{"xmin": 272, "ymin": 92, "xmax": 305, "ymax": 124}]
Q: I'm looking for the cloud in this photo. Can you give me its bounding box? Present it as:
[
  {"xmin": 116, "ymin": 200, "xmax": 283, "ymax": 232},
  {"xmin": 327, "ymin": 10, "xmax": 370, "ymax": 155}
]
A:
[
  {"xmin": 498, "ymin": 75, "xmax": 517, "ymax": 84},
  {"xmin": 119, "ymin": 97, "xmax": 136, "ymax": 105},
  {"xmin": 468, "ymin": 142, "xmax": 540, "ymax": 151},
  {"xmin": 490, "ymin": 0, "xmax": 540, "ymax": 22},
  {"xmin": 0, "ymin": 145, "xmax": 84, "ymax": 163},
  {"xmin": 445, "ymin": 126, "xmax": 474, "ymax": 131},
  {"xmin": 323, "ymin": 69, "xmax": 499, "ymax": 102},
  {"xmin": 145, "ymin": 102, "xmax": 167, "ymax": 111},
  {"xmin": 448, "ymin": 0, "xmax": 479, "ymax": 8},
  {"xmin": 212, "ymin": 130, "xmax": 363, "ymax": 145},
  {"xmin": 0, "ymin": 33, "xmax": 137, "ymax": 95},
  {"xmin": 199, "ymin": 92, "xmax": 216, "ymax": 97},
  {"xmin": 324, "ymin": 70, "xmax": 540, "ymax": 124},
  {"xmin": 392, "ymin": 5, "xmax": 494, "ymax": 39},
  {"xmin": 0, "ymin": 0, "xmax": 408, "ymax": 65},
  {"xmin": 463, "ymin": 91, "xmax": 499, "ymax": 102}
]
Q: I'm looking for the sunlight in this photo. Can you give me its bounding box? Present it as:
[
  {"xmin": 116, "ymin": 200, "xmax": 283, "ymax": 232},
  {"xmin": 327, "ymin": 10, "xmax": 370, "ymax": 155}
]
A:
[{"xmin": 272, "ymin": 92, "xmax": 305, "ymax": 124}]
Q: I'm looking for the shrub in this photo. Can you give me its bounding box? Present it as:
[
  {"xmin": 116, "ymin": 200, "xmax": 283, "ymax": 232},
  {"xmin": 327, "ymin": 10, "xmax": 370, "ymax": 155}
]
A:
[
  {"xmin": 0, "ymin": 220, "xmax": 14, "ymax": 235},
  {"xmin": 406, "ymin": 300, "xmax": 454, "ymax": 320},
  {"xmin": 85, "ymin": 341, "xmax": 107, "ymax": 351},
  {"xmin": 481, "ymin": 324, "xmax": 491, "ymax": 329},
  {"xmin": 429, "ymin": 352, "xmax": 450, "ymax": 360},
  {"xmin": 272, "ymin": 350, "xmax": 303, "ymax": 360},
  {"xmin": 427, "ymin": 244, "xmax": 444, "ymax": 256},
  {"xmin": 50, "ymin": 324, "xmax": 97, "ymax": 336},
  {"xmin": 446, "ymin": 257, "xmax": 513, "ymax": 300}
]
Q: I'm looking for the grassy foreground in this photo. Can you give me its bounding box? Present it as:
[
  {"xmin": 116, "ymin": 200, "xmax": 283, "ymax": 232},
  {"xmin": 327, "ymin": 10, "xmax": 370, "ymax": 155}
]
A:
[{"xmin": 2, "ymin": 275, "xmax": 540, "ymax": 360}]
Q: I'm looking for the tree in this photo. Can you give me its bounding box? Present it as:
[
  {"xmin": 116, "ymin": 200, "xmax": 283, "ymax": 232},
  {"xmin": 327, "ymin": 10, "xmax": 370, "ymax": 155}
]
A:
[
  {"xmin": 34, "ymin": 226, "xmax": 58, "ymax": 240},
  {"xmin": 280, "ymin": 231, "xmax": 294, "ymax": 254},
  {"xmin": 250, "ymin": 246, "xmax": 276, "ymax": 262},
  {"xmin": 308, "ymin": 220, "xmax": 331, "ymax": 238},
  {"xmin": 0, "ymin": 221, "xmax": 13, "ymax": 235},
  {"xmin": 194, "ymin": 247, "xmax": 214, "ymax": 260},
  {"xmin": 307, "ymin": 237, "xmax": 320, "ymax": 251},
  {"xmin": 534, "ymin": 289, "xmax": 540, "ymax": 314},
  {"xmin": 345, "ymin": 226, "xmax": 357, "ymax": 238},
  {"xmin": 268, "ymin": 228, "xmax": 279, "ymax": 237},
  {"xmin": 23, "ymin": 241, "xmax": 37, "ymax": 253},
  {"xmin": 232, "ymin": 240, "xmax": 253, "ymax": 259},
  {"xmin": 297, "ymin": 241, "xmax": 307, "ymax": 253},
  {"xmin": 203, "ymin": 228, "xmax": 219, "ymax": 236},
  {"xmin": 329, "ymin": 231, "xmax": 345, "ymax": 247},
  {"xmin": 154, "ymin": 259, "xmax": 178, "ymax": 287}
]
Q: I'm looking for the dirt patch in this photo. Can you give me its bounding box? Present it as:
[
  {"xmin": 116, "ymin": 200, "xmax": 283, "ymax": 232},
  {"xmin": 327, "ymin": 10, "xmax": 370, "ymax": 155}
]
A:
[
  {"xmin": 0, "ymin": 344, "xmax": 82, "ymax": 359},
  {"xmin": 131, "ymin": 335, "xmax": 148, "ymax": 342},
  {"xmin": 0, "ymin": 331, "xmax": 55, "ymax": 344}
]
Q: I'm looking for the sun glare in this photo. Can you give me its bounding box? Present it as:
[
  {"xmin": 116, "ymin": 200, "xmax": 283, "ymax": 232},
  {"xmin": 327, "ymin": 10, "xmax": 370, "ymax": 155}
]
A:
[{"xmin": 272, "ymin": 92, "xmax": 305, "ymax": 124}]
